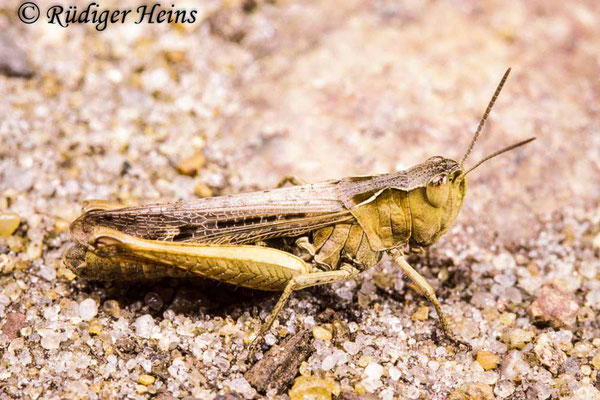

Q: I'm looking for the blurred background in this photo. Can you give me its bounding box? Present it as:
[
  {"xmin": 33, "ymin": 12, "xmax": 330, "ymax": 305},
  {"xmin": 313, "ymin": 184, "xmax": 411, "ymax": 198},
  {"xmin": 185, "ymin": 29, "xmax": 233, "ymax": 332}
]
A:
[{"xmin": 1, "ymin": 0, "xmax": 599, "ymax": 399}]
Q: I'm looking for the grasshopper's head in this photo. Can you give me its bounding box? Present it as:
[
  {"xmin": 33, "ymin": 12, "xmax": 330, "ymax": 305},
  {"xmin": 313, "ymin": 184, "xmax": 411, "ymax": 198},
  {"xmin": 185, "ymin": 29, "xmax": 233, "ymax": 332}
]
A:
[
  {"xmin": 408, "ymin": 156, "xmax": 466, "ymax": 247},
  {"xmin": 408, "ymin": 68, "xmax": 535, "ymax": 248}
]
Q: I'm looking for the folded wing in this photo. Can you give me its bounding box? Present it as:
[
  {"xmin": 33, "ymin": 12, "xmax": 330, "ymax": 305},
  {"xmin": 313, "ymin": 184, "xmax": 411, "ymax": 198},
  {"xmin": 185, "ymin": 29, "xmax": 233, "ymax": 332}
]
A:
[{"xmin": 77, "ymin": 182, "xmax": 354, "ymax": 245}]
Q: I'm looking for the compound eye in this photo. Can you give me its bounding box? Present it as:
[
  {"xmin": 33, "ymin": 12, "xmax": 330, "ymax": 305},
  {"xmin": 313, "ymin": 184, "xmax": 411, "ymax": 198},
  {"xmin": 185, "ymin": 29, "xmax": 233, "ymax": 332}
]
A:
[{"xmin": 426, "ymin": 174, "xmax": 449, "ymax": 208}]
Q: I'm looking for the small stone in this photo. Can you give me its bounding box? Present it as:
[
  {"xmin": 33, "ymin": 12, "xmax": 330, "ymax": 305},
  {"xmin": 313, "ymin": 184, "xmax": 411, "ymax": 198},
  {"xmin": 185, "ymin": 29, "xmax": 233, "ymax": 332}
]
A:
[
  {"xmin": 264, "ymin": 333, "xmax": 277, "ymax": 346},
  {"xmin": 0, "ymin": 33, "xmax": 34, "ymax": 78},
  {"xmin": 389, "ymin": 366, "xmax": 401, "ymax": 381},
  {"xmin": 321, "ymin": 355, "xmax": 337, "ymax": 371},
  {"xmin": 533, "ymin": 333, "xmax": 567, "ymax": 375},
  {"xmin": 39, "ymin": 264, "xmax": 56, "ymax": 281},
  {"xmin": 569, "ymin": 385, "xmax": 600, "ymax": 400},
  {"xmin": 134, "ymin": 314, "xmax": 155, "ymax": 338},
  {"xmin": 336, "ymin": 393, "xmax": 379, "ymax": 400},
  {"xmin": 144, "ymin": 292, "xmax": 164, "ymax": 311},
  {"xmin": 89, "ymin": 319, "xmax": 103, "ymax": 335},
  {"xmin": 215, "ymin": 394, "xmax": 243, "ymax": 400},
  {"xmin": 572, "ymin": 341, "xmax": 592, "ymax": 358},
  {"xmin": 529, "ymin": 284, "xmax": 579, "ymax": 328},
  {"xmin": 79, "ymin": 298, "xmax": 98, "ymax": 321},
  {"xmin": 163, "ymin": 49, "xmax": 187, "ymax": 64},
  {"xmin": 103, "ymin": 300, "xmax": 121, "ymax": 317},
  {"xmin": 194, "ymin": 181, "xmax": 214, "ymax": 198},
  {"xmin": 594, "ymin": 232, "xmax": 600, "ymax": 250},
  {"xmin": 577, "ymin": 306, "xmax": 596, "ymax": 323},
  {"xmin": 354, "ymin": 383, "xmax": 366, "ymax": 395},
  {"xmin": 177, "ymin": 153, "xmax": 206, "ymax": 176},
  {"xmin": 288, "ymin": 376, "xmax": 338, "ymax": 400},
  {"xmin": 476, "ymin": 351, "xmax": 500, "ymax": 371},
  {"xmin": 135, "ymin": 384, "xmax": 148, "ymax": 394},
  {"xmin": 26, "ymin": 241, "xmax": 42, "ymax": 259},
  {"xmin": 343, "ymin": 341, "xmax": 360, "ymax": 355},
  {"xmin": 0, "ymin": 212, "xmax": 20, "ymax": 238},
  {"xmin": 449, "ymin": 382, "xmax": 495, "ymax": 400},
  {"xmin": 498, "ymin": 312, "xmax": 516, "ymax": 326},
  {"xmin": 219, "ymin": 323, "xmax": 239, "ymax": 337},
  {"xmin": 331, "ymin": 320, "xmax": 350, "ymax": 345},
  {"xmin": 358, "ymin": 356, "xmax": 373, "ymax": 368},
  {"xmin": 2, "ymin": 312, "xmax": 25, "ymax": 340},
  {"xmin": 587, "ymin": 289, "xmax": 600, "ymax": 309},
  {"xmin": 0, "ymin": 254, "xmax": 15, "ymax": 275},
  {"xmin": 295, "ymin": 361, "xmax": 310, "ymax": 377},
  {"xmin": 500, "ymin": 351, "xmax": 531, "ymax": 381},
  {"xmin": 494, "ymin": 380, "xmax": 515, "ymax": 398},
  {"xmin": 39, "ymin": 331, "xmax": 62, "ymax": 350},
  {"xmin": 138, "ymin": 374, "xmax": 156, "ymax": 385},
  {"xmin": 312, "ymin": 325, "xmax": 333, "ymax": 341},
  {"xmin": 54, "ymin": 219, "xmax": 70, "ymax": 232},
  {"xmin": 506, "ymin": 328, "xmax": 535, "ymax": 349},
  {"xmin": 591, "ymin": 353, "xmax": 600, "ymax": 369},
  {"xmin": 581, "ymin": 365, "xmax": 592, "ymax": 376},
  {"xmin": 412, "ymin": 306, "xmax": 429, "ymax": 321},
  {"xmin": 363, "ymin": 362, "xmax": 384, "ymax": 380},
  {"xmin": 373, "ymin": 272, "xmax": 395, "ymax": 290}
]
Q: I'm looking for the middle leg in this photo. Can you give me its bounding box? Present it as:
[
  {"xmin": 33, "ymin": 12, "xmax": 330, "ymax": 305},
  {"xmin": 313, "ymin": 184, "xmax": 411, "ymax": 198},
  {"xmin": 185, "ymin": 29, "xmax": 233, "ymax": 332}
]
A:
[
  {"xmin": 390, "ymin": 248, "xmax": 471, "ymax": 349},
  {"xmin": 249, "ymin": 264, "xmax": 360, "ymax": 357}
]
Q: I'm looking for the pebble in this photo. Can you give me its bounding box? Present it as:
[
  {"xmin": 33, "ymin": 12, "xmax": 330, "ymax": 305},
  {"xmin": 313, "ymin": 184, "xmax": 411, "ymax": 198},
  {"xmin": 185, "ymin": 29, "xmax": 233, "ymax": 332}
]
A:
[
  {"xmin": 224, "ymin": 377, "xmax": 254, "ymax": 398},
  {"xmin": 89, "ymin": 319, "xmax": 103, "ymax": 335},
  {"xmin": 0, "ymin": 212, "xmax": 20, "ymax": 238},
  {"xmin": 144, "ymin": 292, "xmax": 164, "ymax": 311},
  {"xmin": 533, "ymin": 333, "xmax": 566, "ymax": 375},
  {"xmin": 498, "ymin": 312, "xmax": 516, "ymax": 326},
  {"xmin": 39, "ymin": 331, "xmax": 62, "ymax": 350},
  {"xmin": 288, "ymin": 376, "xmax": 339, "ymax": 400},
  {"xmin": 321, "ymin": 354, "xmax": 337, "ymax": 371},
  {"xmin": 0, "ymin": 33, "xmax": 34, "ymax": 78},
  {"xmin": 134, "ymin": 314, "xmax": 156, "ymax": 338},
  {"xmin": 0, "ymin": 254, "xmax": 15, "ymax": 275},
  {"xmin": 358, "ymin": 356, "xmax": 373, "ymax": 368},
  {"xmin": 587, "ymin": 287, "xmax": 600, "ymax": 308},
  {"xmin": 389, "ymin": 366, "xmax": 401, "ymax": 381},
  {"xmin": 343, "ymin": 341, "xmax": 360, "ymax": 355},
  {"xmin": 313, "ymin": 325, "xmax": 333, "ymax": 341},
  {"xmin": 529, "ymin": 285, "xmax": 579, "ymax": 328},
  {"xmin": 594, "ymin": 233, "xmax": 600, "ymax": 250},
  {"xmin": 39, "ymin": 264, "xmax": 56, "ymax": 281},
  {"xmin": 103, "ymin": 300, "xmax": 121, "ymax": 317},
  {"xmin": 2, "ymin": 312, "xmax": 26, "ymax": 340},
  {"xmin": 506, "ymin": 328, "xmax": 535, "ymax": 349},
  {"xmin": 449, "ymin": 382, "xmax": 495, "ymax": 400},
  {"xmin": 591, "ymin": 353, "xmax": 600, "ymax": 369},
  {"xmin": 494, "ymin": 380, "xmax": 515, "ymax": 398},
  {"xmin": 577, "ymin": 306, "xmax": 595, "ymax": 323},
  {"xmin": 476, "ymin": 351, "xmax": 500, "ymax": 370},
  {"xmin": 572, "ymin": 341, "xmax": 592, "ymax": 358},
  {"xmin": 412, "ymin": 306, "xmax": 429, "ymax": 321},
  {"xmin": 138, "ymin": 374, "xmax": 156, "ymax": 385},
  {"xmin": 194, "ymin": 181, "xmax": 214, "ymax": 198},
  {"xmin": 363, "ymin": 362, "xmax": 384, "ymax": 380},
  {"xmin": 177, "ymin": 153, "xmax": 206, "ymax": 176},
  {"xmin": 500, "ymin": 351, "xmax": 531, "ymax": 381},
  {"xmin": 79, "ymin": 298, "xmax": 98, "ymax": 321}
]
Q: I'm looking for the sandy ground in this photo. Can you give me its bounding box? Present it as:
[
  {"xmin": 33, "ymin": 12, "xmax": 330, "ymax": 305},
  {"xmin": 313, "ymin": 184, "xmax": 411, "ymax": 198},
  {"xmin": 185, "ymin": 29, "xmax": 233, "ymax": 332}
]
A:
[{"xmin": 1, "ymin": 0, "xmax": 600, "ymax": 398}]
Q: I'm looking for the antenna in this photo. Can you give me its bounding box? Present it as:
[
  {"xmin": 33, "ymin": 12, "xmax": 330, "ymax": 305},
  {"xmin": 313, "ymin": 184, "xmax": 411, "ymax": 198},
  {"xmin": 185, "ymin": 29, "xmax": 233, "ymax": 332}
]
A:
[
  {"xmin": 460, "ymin": 68, "xmax": 511, "ymax": 166},
  {"xmin": 462, "ymin": 137, "xmax": 535, "ymax": 177}
]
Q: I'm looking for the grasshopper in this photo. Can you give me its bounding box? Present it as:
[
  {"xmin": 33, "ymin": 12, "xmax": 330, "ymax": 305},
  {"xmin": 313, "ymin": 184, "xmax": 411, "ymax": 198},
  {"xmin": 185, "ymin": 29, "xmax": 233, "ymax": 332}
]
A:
[{"xmin": 65, "ymin": 68, "xmax": 534, "ymax": 355}]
